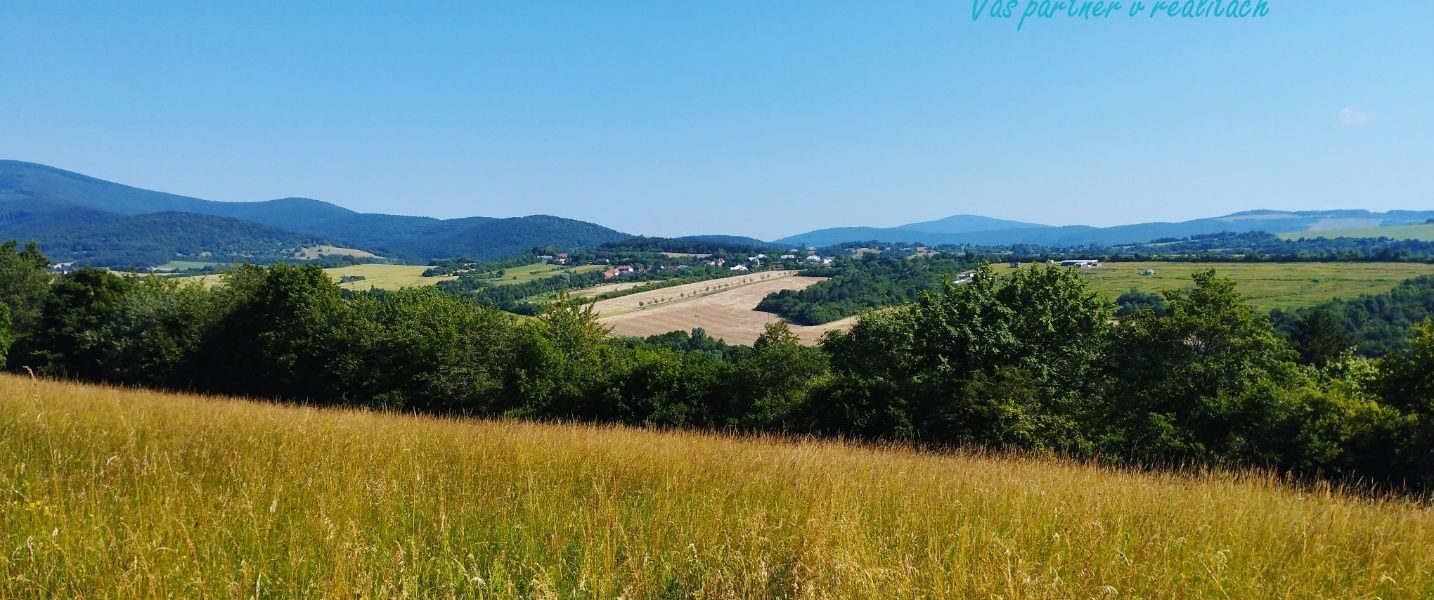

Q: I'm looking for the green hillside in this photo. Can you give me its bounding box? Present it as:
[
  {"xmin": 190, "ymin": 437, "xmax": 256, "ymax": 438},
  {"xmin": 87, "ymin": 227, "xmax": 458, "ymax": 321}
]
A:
[
  {"xmin": 1278, "ymin": 222, "xmax": 1434, "ymax": 242},
  {"xmin": 0, "ymin": 160, "xmax": 632, "ymax": 264},
  {"xmin": 5, "ymin": 211, "xmax": 329, "ymax": 268}
]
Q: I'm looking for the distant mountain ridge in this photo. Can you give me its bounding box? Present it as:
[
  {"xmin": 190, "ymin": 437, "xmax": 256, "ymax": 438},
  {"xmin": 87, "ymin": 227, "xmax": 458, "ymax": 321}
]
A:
[
  {"xmin": 6, "ymin": 159, "xmax": 1434, "ymax": 267},
  {"xmin": 895, "ymin": 214, "xmax": 1049, "ymax": 234},
  {"xmin": 0, "ymin": 160, "xmax": 631, "ymax": 266},
  {"xmin": 776, "ymin": 209, "xmax": 1434, "ymax": 247}
]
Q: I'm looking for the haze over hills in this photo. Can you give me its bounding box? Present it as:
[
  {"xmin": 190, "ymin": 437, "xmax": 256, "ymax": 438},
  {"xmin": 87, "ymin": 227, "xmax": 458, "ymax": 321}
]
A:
[
  {"xmin": 775, "ymin": 209, "xmax": 1434, "ymax": 247},
  {"xmin": 894, "ymin": 214, "xmax": 1050, "ymax": 234},
  {"xmin": 5, "ymin": 159, "xmax": 1434, "ymax": 268},
  {"xmin": 0, "ymin": 160, "xmax": 631, "ymax": 266}
]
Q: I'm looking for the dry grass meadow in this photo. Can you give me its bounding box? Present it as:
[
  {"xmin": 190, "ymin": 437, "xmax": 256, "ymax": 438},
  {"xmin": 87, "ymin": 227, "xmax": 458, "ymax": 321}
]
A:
[
  {"xmin": 592, "ymin": 271, "xmax": 854, "ymax": 344},
  {"xmin": 3, "ymin": 374, "xmax": 1432, "ymax": 598}
]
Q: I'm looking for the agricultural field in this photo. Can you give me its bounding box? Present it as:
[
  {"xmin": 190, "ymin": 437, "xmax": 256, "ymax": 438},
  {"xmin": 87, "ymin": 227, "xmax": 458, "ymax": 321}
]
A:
[
  {"xmin": 3, "ymin": 375, "xmax": 1431, "ymax": 598},
  {"xmin": 1278, "ymin": 222, "xmax": 1434, "ymax": 242},
  {"xmin": 475, "ymin": 262, "xmax": 602, "ymax": 286},
  {"xmin": 176, "ymin": 264, "xmax": 454, "ymax": 290},
  {"xmin": 592, "ymin": 271, "xmax": 853, "ymax": 344},
  {"xmin": 153, "ymin": 260, "xmax": 219, "ymax": 272},
  {"xmin": 327, "ymin": 264, "xmax": 456, "ymax": 291},
  {"xmin": 1065, "ymin": 261, "xmax": 1434, "ymax": 312}
]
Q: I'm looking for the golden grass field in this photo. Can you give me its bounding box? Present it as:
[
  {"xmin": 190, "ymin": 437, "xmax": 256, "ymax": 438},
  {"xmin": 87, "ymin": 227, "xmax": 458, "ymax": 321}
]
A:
[
  {"xmin": 1070, "ymin": 261, "xmax": 1434, "ymax": 311},
  {"xmin": 329, "ymin": 264, "xmax": 457, "ymax": 291},
  {"xmin": 2, "ymin": 375, "xmax": 1432, "ymax": 598},
  {"xmin": 175, "ymin": 265, "xmax": 455, "ymax": 291},
  {"xmin": 591, "ymin": 271, "xmax": 854, "ymax": 344}
]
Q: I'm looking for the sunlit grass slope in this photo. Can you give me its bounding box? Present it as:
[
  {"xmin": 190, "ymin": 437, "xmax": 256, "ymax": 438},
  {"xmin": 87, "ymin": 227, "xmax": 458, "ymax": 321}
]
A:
[
  {"xmin": 1278, "ymin": 223, "xmax": 1434, "ymax": 242},
  {"xmin": 1076, "ymin": 261, "xmax": 1434, "ymax": 311},
  {"xmin": 2, "ymin": 375, "xmax": 1432, "ymax": 598}
]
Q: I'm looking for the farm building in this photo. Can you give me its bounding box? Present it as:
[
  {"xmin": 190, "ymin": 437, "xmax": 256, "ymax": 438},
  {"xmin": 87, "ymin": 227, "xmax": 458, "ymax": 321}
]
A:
[
  {"xmin": 1059, "ymin": 259, "xmax": 1101, "ymax": 268},
  {"xmin": 600, "ymin": 266, "xmax": 635, "ymax": 279}
]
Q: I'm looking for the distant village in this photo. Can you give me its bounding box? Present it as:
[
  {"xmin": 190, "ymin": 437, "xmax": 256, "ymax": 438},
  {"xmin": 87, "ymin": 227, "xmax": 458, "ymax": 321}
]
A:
[{"xmin": 535, "ymin": 249, "xmax": 839, "ymax": 280}]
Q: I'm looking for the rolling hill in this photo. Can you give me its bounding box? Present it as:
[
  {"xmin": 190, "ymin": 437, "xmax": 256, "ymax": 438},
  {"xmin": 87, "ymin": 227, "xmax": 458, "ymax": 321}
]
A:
[
  {"xmin": 777, "ymin": 209, "xmax": 1434, "ymax": 247},
  {"xmin": 12, "ymin": 211, "xmax": 332, "ymax": 268},
  {"xmin": 894, "ymin": 213, "xmax": 1049, "ymax": 234},
  {"xmin": 0, "ymin": 160, "xmax": 631, "ymax": 265},
  {"xmin": 6, "ymin": 374, "xmax": 1431, "ymax": 597}
]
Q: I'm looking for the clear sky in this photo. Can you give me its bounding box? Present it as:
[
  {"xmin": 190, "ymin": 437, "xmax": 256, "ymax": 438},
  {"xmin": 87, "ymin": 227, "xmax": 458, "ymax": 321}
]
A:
[{"xmin": 2, "ymin": 1, "xmax": 1430, "ymax": 240}]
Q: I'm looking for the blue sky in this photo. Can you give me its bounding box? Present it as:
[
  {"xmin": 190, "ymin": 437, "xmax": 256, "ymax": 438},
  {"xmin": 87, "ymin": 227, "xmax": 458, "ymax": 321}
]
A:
[{"xmin": 2, "ymin": 1, "xmax": 1430, "ymax": 240}]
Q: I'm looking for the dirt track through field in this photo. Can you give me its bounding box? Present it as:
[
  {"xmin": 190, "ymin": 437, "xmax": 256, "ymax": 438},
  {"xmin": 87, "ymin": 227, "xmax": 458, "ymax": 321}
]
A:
[{"xmin": 591, "ymin": 271, "xmax": 855, "ymax": 344}]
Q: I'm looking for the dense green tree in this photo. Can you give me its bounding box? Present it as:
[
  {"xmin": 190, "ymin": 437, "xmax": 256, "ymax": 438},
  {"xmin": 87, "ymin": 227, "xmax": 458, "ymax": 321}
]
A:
[
  {"xmin": 642, "ymin": 328, "xmax": 733, "ymax": 357},
  {"xmin": 0, "ymin": 303, "xmax": 11, "ymax": 366},
  {"xmin": 1375, "ymin": 319, "xmax": 1434, "ymax": 487},
  {"xmin": 908, "ymin": 265, "xmax": 1110, "ymax": 451},
  {"xmin": 0, "ymin": 240, "xmax": 53, "ymax": 367},
  {"xmin": 356, "ymin": 287, "xmax": 517, "ymax": 412},
  {"xmin": 93, "ymin": 277, "xmax": 217, "ymax": 389},
  {"xmin": 510, "ymin": 291, "xmax": 622, "ymax": 419},
  {"xmin": 1105, "ymin": 270, "xmax": 1305, "ymax": 465},
  {"xmin": 197, "ymin": 264, "xmax": 361, "ymax": 403},
  {"xmin": 812, "ymin": 307, "xmax": 921, "ymax": 439},
  {"xmin": 27, "ymin": 268, "xmax": 132, "ymax": 379},
  {"xmin": 1114, "ymin": 288, "xmax": 1168, "ymax": 318},
  {"xmin": 1287, "ymin": 309, "xmax": 1358, "ymax": 367},
  {"xmin": 608, "ymin": 343, "xmax": 729, "ymax": 427},
  {"xmin": 727, "ymin": 322, "xmax": 830, "ymax": 430},
  {"xmin": 816, "ymin": 265, "xmax": 1109, "ymax": 451}
]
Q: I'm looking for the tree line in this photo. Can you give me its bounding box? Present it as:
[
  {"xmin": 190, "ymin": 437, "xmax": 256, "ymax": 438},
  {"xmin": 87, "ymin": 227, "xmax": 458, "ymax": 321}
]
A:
[
  {"xmin": 2, "ymin": 240, "xmax": 1432, "ymax": 493},
  {"xmin": 1273, "ymin": 275, "xmax": 1434, "ymax": 359},
  {"xmin": 756, "ymin": 254, "xmax": 982, "ymax": 325}
]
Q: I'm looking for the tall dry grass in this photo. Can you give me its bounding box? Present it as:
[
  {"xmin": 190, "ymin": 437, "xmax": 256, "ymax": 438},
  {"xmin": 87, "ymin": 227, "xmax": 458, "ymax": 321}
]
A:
[{"xmin": 2, "ymin": 374, "xmax": 1431, "ymax": 598}]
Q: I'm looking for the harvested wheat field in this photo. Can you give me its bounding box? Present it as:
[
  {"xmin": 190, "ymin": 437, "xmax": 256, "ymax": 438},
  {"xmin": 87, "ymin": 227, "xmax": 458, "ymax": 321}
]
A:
[
  {"xmin": 591, "ymin": 271, "xmax": 853, "ymax": 344},
  {"xmin": 572, "ymin": 280, "xmax": 648, "ymax": 298},
  {"xmin": 3, "ymin": 375, "xmax": 1432, "ymax": 598}
]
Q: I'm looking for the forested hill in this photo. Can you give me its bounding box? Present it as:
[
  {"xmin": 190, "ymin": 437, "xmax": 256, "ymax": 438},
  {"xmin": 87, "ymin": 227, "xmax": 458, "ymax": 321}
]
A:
[
  {"xmin": 17, "ymin": 211, "xmax": 331, "ymax": 269},
  {"xmin": 0, "ymin": 160, "xmax": 631, "ymax": 264}
]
